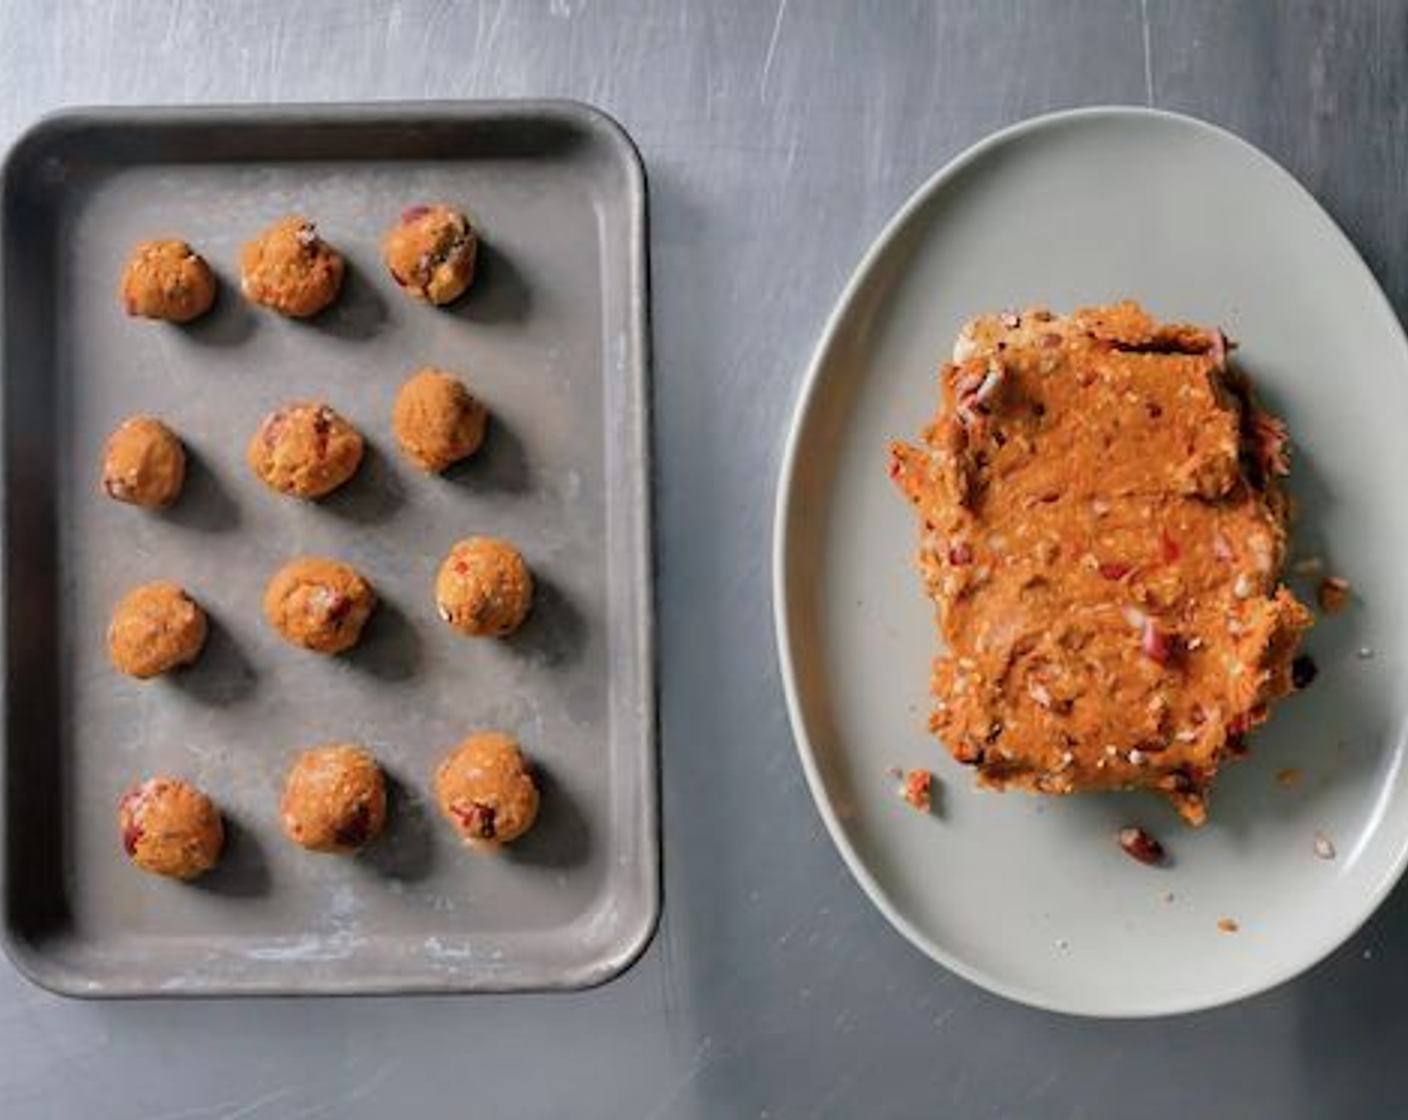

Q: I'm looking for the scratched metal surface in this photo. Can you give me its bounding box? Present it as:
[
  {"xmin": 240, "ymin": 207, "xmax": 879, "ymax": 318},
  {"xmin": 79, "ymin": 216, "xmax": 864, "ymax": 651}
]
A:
[{"xmin": 0, "ymin": 0, "xmax": 1405, "ymax": 1116}]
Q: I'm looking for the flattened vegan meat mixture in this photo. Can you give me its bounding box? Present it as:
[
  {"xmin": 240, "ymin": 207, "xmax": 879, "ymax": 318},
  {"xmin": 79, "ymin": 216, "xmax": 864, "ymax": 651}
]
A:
[{"xmin": 887, "ymin": 302, "xmax": 1312, "ymax": 824}]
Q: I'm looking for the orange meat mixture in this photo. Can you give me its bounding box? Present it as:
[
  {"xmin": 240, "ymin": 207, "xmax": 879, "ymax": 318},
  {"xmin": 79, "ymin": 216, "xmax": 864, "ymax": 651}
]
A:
[{"xmin": 887, "ymin": 302, "xmax": 1312, "ymax": 824}]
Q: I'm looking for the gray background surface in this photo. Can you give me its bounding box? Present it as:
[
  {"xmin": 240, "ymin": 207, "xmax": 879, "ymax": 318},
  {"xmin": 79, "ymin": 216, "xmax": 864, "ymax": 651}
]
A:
[{"xmin": 0, "ymin": 1, "xmax": 1404, "ymax": 1116}]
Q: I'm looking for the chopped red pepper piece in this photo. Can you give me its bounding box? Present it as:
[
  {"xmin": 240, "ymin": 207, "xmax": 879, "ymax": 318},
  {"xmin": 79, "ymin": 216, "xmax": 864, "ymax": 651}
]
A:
[
  {"xmin": 1159, "ymin": 529, "xmax": 1180, "ymax": 563},
  {"xmin": 1140, "ymin": 618, "xmax": 1174, "ymax": 664}
]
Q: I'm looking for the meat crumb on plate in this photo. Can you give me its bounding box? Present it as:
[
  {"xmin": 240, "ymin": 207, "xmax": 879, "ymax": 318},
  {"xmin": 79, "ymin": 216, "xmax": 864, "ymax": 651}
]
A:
[
  {"xmin": 1317, "ymin": 575, "xmax": 1350, "ymax": 614},
  {"xmin": 1117, "ymin": 825, "xmax": 1165, "ymax": 866},
  {"xmin": 900, "ymin": 768, "xmax": 933, "ymax": 812}
]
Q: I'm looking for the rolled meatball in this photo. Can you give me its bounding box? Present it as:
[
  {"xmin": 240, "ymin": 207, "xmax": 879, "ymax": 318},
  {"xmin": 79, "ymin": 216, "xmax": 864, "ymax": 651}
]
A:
[
  {"xmin": 247, "ymin": 401, "xmax": 363, "ymax": 498},
  {"xmin": 434, "ymin": 537, "xmax": 533, "ymax": 637},
  {"xmin": 100, "ymin": 416, "xmax": 186, "ymax": 508},
  {"xmin": 263, "ymin": 557, "xmax": 375, "ymax": 654},
  {"xmin": 108, "ymin": 581, "xmax": 208, "ymax": 678},
  {"xmin": 391, "ymin": 367, "xmax": 488, "ymax": 473},
  {"xmin": 434, "ymin": 732, "xmax": 539, "ymax": 849},
  {"xmin": 119, "ymin": 238, "xmax": 216, "ymax": 323},
  {"xmin": 280, "ymin": 743, "xmax": 387, "ymax": 854},
  {"xmin": 118, "ymin": 776, "xmax": 223, "ymax": 879},
  {"xmin": 381, "ymin": 204, "xmax": 477, "ymax": 305},
  {"xmin": 239, "ymin": 215, "xmax": 344, "ymax": 317}
]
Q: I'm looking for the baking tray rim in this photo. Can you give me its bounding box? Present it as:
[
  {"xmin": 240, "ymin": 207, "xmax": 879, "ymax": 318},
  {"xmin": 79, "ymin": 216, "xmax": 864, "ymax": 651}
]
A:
[{"xmin": 0, "ymin": 97, "xmax": 660, "ymax": 998}]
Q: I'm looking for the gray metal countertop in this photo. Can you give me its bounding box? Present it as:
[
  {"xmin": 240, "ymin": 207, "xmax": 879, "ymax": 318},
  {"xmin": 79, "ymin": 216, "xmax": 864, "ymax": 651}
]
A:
[{"xmin": 2, "ymin": 2, "xmax": 1406, "ymax": 1116}]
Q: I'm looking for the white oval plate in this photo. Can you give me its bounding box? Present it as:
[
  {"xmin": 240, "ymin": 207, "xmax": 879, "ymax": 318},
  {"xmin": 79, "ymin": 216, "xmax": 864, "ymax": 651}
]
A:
[{"xmin": 773, "ymin": 107, "xmax": 1408, "ymax": 1017}]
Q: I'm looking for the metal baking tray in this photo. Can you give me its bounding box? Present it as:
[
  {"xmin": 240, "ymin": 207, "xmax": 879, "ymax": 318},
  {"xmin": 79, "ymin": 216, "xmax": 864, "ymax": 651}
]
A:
[{"xmin": 0, "ymin": 101, "xmax": 655, "ymax": 996}]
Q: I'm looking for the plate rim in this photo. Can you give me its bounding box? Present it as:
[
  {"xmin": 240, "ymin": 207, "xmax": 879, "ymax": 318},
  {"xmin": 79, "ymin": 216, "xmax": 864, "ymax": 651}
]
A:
[{"xmin": 771, "ymin": 104, "xmax": 1408, "ymax": 1018}]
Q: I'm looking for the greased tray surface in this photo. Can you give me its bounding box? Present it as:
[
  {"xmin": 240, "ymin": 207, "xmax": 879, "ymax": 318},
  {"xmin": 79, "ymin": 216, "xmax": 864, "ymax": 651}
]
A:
[{"xmin": 0, "ymin": 102, "xmax": 655, "ymax": 995}]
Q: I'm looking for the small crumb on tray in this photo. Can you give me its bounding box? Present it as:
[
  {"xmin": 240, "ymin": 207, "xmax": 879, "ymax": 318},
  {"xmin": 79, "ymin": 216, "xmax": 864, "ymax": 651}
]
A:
[
  {"xmin": 900, "ymin": 768, "xmax": 933, "ymax": 812},
  {"xmin": 1313, "ymin": 832, "xmax": 1337, "ymax": 860},
  {"xmin": 1291, "ymin": 654, "xmax": 1318, "ymax": 690},
  {"xmin": 1217, "ymin": 918, "xmax": 1240, "ymax": 934},
  {"xmin": 1317, "ymin": 575, "xmax": 1351, "ymax": 614},
  {"xmin": 1276, "ymin": 767, "xmax": 1303, "ymax": 789},
  {"xmin": 1357, "ymin": 646, "xmax": 1375, "ymax": 660},
  {"xmin": 1291, "ymin": 555, "xmax": 1325, "ymax": 576}
]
